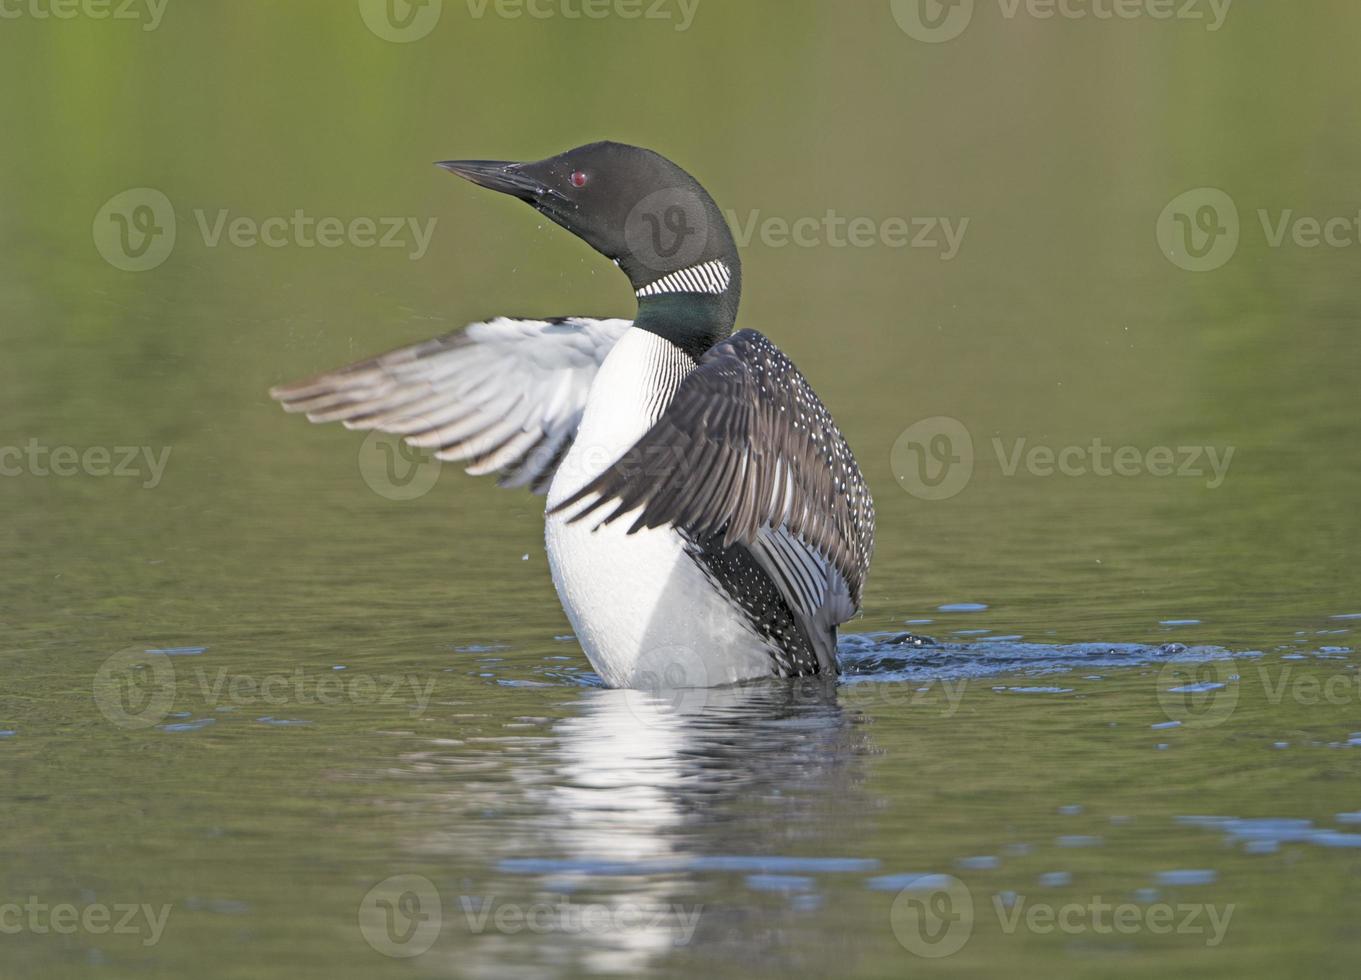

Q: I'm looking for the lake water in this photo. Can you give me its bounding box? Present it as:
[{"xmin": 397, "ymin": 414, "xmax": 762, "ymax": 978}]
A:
[{"xmin": 3, "ymin": 2, "xmax": 1360, "ymax": 977}]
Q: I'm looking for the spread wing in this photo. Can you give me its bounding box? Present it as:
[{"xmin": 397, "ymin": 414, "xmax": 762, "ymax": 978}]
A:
[
  {"xmin": 552, "ymin": 329, "xmax": 875, "ymax": 617},
  {"xmin": 269, "ymin": 317, "xmax": 630, "ymax": 494}
]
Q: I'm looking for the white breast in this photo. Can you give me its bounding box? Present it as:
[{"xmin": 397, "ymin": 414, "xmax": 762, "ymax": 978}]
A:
[{"xmin": 545, "ymin": 330, "xmax": 774, "ymax": 689}]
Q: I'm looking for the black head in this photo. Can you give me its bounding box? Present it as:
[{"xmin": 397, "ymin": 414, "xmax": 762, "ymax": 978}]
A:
[{"xmin": 437, "ymin": 142, "xmax": 741, "ymax": 330}]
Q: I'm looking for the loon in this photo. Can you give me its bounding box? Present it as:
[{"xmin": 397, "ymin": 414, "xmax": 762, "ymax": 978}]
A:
[{"xmin": 269, "ymin": 142, "xmax": 874, "ymax": 689}]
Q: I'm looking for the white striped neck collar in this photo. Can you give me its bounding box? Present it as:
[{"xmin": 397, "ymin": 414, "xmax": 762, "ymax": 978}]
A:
[{"xmin": 635, "ymin": 259, "xmax": 733, "ymax": 299}]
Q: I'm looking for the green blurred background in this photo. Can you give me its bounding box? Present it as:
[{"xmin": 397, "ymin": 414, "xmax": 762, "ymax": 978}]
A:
[{"xmin": 3, "ymin": 1, "xmax": 1360, "ymax": 978}]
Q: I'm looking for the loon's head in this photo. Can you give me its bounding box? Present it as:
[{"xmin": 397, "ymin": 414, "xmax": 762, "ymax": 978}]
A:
[{"xmin": 437, "ymin": 142, "xmax": 741, "ymax": 327}]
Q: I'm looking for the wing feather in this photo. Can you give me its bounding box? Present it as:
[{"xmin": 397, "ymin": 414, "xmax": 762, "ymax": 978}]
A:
[
  {"xmin": 270, "ymin": 316, "xmax": 630, "ymax": 493},
  {"xmin": 553, "ymin": 329, "xmax": 874, "ymax": 611}
]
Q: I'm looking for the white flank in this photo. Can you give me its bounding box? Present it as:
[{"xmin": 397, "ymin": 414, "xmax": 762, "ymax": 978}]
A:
[{"xmin": 545, "ymin": 330, "xmax": 772, "ymax": 688}]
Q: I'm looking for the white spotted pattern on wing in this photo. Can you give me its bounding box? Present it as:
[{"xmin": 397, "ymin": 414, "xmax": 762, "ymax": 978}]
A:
[{"xmin": 554, "ymin": 329, "xmax": 876, "ymax": 612}]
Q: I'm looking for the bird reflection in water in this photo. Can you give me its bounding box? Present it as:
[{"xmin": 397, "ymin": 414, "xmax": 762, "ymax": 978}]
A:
[{"xmin": 444, "ymin": 676, "xmax": 879, "ymax": 976}]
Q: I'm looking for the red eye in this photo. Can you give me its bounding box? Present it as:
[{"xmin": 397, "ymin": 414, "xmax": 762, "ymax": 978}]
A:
[{"xmin": 570, "ymin": 171, "xmax": 589, "ymax": 188}]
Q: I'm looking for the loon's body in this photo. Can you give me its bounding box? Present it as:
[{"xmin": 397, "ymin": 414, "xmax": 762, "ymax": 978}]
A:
[
  {"xmin": 544, "ymin": 329, "xmax": 777, "ymax": 688},
  {"xmin": 271, "ymin": 142, "xmax": 874, "ymax": 689}
]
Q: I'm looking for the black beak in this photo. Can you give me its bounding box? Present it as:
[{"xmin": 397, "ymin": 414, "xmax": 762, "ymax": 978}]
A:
[{"xmin": 435, "ymin": 160, "xmax": 552, "ymax": 204}]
